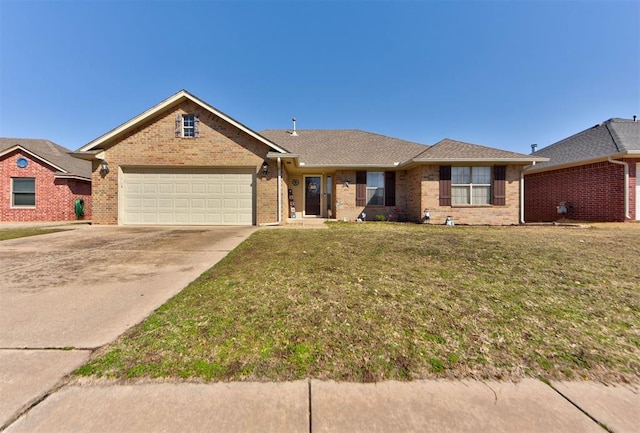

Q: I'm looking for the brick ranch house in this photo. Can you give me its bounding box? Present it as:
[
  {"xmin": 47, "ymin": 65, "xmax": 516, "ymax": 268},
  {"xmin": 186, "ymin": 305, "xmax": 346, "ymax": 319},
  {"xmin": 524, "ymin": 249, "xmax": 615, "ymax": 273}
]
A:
[
  {"xmin": 525, "ymin": 118, "xmax": 640, "ymax": 222},
  {"xmin": 0, "ymin": 138, "xmax": 91, "ymax": 222},
  {"xmin": 74, "ymin": 90, "xmax": 545, "ymax": 226}
]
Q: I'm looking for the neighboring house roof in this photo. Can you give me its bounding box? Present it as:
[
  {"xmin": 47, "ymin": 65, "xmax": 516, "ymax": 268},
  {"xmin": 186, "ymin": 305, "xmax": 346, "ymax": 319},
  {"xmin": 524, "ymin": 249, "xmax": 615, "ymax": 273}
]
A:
[
  {"xmin": 527, "ymin": 118, "xmax": 640, "ymax": 173},
  {"xmin": 0, "ymin": 138, "xmax": 91, "ymax": 180},
  {"xmin": 261, "ymin": 129, "xmax": 428, "ymax": 167},
  {"xmin": 411, "ymin": 138, "xmax": 547, "ymax": 164},
  {"xmin": 77, "ymin": 90, "xmax": 287, "ymax": 155}
]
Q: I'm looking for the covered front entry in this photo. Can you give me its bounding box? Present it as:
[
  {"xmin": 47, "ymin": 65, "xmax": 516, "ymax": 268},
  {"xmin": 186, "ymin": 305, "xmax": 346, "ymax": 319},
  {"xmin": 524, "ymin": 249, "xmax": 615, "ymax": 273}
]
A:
[
  {"xmin": 304, "ymin": 176, "xmax": 322, "ymax": 216},
  {"xmin": 121, "ymin": 168, "xmax": 254, "ymax": 225}
]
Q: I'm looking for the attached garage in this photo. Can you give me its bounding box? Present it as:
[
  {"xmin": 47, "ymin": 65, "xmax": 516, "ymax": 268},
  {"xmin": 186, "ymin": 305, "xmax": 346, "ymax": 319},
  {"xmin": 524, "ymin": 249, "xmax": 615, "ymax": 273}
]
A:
[{"xmin": 121, "ymin": 168, "xmax": 254, "ymax": 225}]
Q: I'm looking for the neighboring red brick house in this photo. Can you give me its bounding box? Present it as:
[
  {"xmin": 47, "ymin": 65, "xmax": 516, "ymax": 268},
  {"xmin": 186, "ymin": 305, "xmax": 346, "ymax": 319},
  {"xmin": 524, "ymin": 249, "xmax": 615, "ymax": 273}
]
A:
[
  {"xmin": 0, "ymin": 138, "xmax": 91, "ymax": 222},
  {"xmin": 75, "ymin": 90, "xmax": 543, "ymax": 226},
  {"xmin": 525, "ymin": 118, "xmax": 640, "ymax": 222}
]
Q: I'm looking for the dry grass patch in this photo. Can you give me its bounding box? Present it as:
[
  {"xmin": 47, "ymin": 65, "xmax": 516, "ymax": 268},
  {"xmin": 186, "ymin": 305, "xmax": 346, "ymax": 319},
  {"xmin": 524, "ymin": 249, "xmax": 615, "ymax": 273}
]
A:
[
  {"xmin": 0, "ymin": 227, "xmax": 66, "ymax": 241},
  {"xmin": 76, "ymin": 223, "xmax": 640, "ymax": 383}
]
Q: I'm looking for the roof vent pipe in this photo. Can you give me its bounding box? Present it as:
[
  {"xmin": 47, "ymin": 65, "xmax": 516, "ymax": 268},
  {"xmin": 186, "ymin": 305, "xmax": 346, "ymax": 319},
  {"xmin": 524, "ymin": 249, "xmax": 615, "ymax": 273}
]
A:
[
  {"xmin": 531, "ymin": 143, "xmax": 537, "ymax": 154},
  {"xmin": 291, "ymin": 117, "xmax": 298, "ymax": 136},
  {"xmin": 634, "ymin": 115, "xmax": 637, "ymax": 122}
]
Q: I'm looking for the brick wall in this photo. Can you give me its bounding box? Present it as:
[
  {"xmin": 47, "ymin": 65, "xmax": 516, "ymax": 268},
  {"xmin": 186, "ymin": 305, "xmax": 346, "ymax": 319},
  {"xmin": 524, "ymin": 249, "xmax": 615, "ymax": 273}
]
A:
[
  {"xmin": 91, "ymin": 100, "xmax": 276, "ymax": 225},
  {"xmin": 524, "ymin": 159, "xmax": 639, "ymax": 222},
  {"xmin": 1, "ymin": 150, "xmax": 91, "ymax": 222},
  {"xmin": 408, "ymin": 164, "xmax": 522, "ymax": 225}
]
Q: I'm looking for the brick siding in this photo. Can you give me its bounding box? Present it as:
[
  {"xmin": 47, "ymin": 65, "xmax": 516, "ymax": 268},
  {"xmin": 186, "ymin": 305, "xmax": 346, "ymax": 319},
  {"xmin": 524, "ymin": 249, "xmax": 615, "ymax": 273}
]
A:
[
  {"xmin": 91, "ymin": 100, "xmax": 276, "ymax": 225},
  {"xmin": 0, "ymin": 150, "xmax": 92, "ymax": 222},
  {"xmin": 406, "ymin": 165, "xmax": 522, "ymax": 225},
  {"xmin": 524, "ymin": 159, "xmax": 639, "ymax": 222}
]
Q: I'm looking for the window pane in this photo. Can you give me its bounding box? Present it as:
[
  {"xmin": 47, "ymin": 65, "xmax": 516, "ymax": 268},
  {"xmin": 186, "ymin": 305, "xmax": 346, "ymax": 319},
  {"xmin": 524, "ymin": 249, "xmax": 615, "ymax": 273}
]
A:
[
  {"xmin": 452, "ymin": 186, "xmax": 470, "ymax": 205},
  {"xmin": 472, "ymin": 186, "xmax": 491, "ymax": 205},
  {"xmin": 366, "ymin": 172, "xmax": 384, "ymax": 188},
  {"xmin": 13, "ymin": 178, "xmax": 35, "ymax": 192},
  {"xmin": 367, "ymin": 187, "xmax": 384, "ymax": 205},
  {"xmin": 452, "ymin": 167, "xmax": 471, "ymax": 184},
  {"xmin": 472, "ymin": 167, "xmax": 491, "ymax": 184},
  {"xmin": 14, "ymin": 193, "xmax": 35, "ymax": 206}
]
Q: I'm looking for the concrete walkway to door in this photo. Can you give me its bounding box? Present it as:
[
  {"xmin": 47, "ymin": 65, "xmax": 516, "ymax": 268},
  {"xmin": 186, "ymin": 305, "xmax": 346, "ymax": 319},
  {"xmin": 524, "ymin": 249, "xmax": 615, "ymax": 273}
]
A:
[{"xmin": 0, "ymin": 224, "xmax": 256, "ymax": 429}]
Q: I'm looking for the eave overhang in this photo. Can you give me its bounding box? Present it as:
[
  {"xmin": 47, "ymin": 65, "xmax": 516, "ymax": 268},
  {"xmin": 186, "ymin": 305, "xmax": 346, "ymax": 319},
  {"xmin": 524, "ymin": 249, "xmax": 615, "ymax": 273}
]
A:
[
  {"xmin": 524, "ymin": 151, "xmax": 639, "ymax": 175},
  {"xmin": 399, "ymin": 157, "xmax": 548, "ymax": 169}
]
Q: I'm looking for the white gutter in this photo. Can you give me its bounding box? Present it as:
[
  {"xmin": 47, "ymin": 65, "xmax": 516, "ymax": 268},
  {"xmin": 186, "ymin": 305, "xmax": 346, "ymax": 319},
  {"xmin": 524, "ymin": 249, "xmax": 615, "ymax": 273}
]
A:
[{"xmin": 608, "ymin": 157, "xmax": 630, "ymax": 219}]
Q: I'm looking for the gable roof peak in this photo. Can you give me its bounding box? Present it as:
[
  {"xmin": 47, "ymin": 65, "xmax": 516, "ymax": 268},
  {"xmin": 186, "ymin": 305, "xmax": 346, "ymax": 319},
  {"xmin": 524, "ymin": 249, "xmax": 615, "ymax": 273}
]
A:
[{"xmin": 77, "ymin": 90, "xmax": 287, "ymax": 154}]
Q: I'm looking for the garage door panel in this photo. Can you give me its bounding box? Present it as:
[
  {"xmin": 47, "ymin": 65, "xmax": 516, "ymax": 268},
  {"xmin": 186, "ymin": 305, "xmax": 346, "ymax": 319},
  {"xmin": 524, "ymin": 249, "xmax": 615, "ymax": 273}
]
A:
[
  {"xmin": 175, "ymin": 183, "xmax": 190, "ymax": 194},
  {"xmin": 123, "ymin": 169, "xmax": 254, "ymax": 225}
]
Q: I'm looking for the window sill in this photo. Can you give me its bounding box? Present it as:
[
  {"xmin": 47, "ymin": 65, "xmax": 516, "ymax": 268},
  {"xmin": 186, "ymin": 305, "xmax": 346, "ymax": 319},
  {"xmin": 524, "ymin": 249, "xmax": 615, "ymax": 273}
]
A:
[{"xmin": 451, "ymin": 205, "xmax": 496, "ymax": 208}]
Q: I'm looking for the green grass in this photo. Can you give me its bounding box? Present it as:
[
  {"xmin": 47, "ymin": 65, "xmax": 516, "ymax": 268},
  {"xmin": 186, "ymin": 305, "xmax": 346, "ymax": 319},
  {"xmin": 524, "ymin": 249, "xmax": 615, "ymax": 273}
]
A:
[
  {"xmin": 77, "ymin": 223, "xmax": 640, "ymax": 383},
  {"xmin": 0, "ymin": 227, "xmax": 65, "ymax": 241}
]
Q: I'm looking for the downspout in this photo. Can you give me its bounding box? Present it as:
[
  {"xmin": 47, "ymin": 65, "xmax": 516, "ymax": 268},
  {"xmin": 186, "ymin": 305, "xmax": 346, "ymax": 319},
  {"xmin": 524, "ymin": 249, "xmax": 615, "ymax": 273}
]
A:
[{"xmin": 607, "ymin": 157, "xmax": 630, "ymax": 220}]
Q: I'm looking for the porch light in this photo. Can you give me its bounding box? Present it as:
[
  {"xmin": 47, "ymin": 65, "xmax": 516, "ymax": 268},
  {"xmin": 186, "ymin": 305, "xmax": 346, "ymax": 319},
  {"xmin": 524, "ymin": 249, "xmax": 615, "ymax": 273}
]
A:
[
  {"xmin": 99, "ymin": 160, "xmax": 109, "ymax": 176},
  {"xmin": 261, "ymin": 160, "xmax": 269, "ymax": 176},
  {"xmin": 343, "ymin": 179, "xmax": 350, "ymax": 187}
]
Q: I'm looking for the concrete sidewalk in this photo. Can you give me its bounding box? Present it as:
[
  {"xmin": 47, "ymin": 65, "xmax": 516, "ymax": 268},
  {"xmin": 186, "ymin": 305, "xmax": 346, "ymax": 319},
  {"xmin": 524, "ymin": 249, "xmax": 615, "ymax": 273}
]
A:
[{"xmin": 4, "ymin": 379, "xmax": 638, "ymax": 433}]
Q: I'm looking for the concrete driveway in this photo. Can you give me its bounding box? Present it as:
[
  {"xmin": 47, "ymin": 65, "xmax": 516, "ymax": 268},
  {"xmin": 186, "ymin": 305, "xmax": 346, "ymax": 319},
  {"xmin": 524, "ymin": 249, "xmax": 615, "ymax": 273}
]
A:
[{"xmin": 0, "ymin": 225, "xmax": 255, "ymax": 428}]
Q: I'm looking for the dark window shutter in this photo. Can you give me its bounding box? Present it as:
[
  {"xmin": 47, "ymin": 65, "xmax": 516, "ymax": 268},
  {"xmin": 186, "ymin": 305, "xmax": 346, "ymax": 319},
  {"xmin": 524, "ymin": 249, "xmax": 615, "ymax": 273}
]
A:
[
  {"xmin": 356, "ymin": 171, "xmax": 366, "ymax": 206},
  {"xmin": 175, "ymin": 114, "xmax": 182, "ymax": 137},
  {"xmin": 384, "ymin": 171, "xmax": 396, "ymax": 207},
  {"xmin": 493, "ymin": 165, "xmax": 506, "ymax": 206},
  {"xmin": 439, "ymin": 166, "xmax": 451, "ymax": 206},
  {"xmin": 194, "ymin": 114, "xmax": 200, "ymax": 138}
]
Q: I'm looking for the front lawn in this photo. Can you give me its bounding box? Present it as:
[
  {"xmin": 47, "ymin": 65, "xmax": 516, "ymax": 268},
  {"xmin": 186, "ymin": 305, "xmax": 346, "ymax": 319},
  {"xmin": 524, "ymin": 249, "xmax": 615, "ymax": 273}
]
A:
[
  {"xmin": 0, "ymin": 227, "xmax": 65, "ymax": 241},
  {"xmin": 77, "ymin": 223, "xmax": 640, "ymax": 383}
]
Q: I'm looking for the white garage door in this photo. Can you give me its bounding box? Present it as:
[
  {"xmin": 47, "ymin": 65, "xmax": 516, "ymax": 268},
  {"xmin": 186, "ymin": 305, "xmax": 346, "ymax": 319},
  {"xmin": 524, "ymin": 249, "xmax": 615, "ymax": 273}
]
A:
[{"xmin": 122, "ymin": 168, "xmax": 254, "ymax": 225}]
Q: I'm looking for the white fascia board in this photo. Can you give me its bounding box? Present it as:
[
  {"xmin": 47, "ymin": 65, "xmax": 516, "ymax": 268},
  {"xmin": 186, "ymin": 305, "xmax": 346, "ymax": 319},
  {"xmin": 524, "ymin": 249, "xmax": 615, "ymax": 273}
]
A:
[
  {"xmin": 0, "ymin": 145, "xmax": 68, "ymax": 173},
  {"xmin": 68, "ymin": 150, "xmax": 103, "ymax": 160},
  {"xmin": 54, "ymin": 174, "xmax": 91, "ymax": 181},
  {"xmin": 78, "ymin": 90, "xmax": 288, "ymax": 154},
  {"xmin": 295, "ymin": 163, "xmax": 403, "ymax": 169}
]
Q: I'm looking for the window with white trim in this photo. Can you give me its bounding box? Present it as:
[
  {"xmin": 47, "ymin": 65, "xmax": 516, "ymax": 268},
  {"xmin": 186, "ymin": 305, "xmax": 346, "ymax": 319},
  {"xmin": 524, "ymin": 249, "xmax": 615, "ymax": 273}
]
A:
[
  {"xmin": 12, "ymin": 178, "xmax": 35, "ymax": 207},
  {"xmin": 175, "ymin": 114, "xmax": 200, "ymax": 138},
  {"xmin": 366, "ymin": 172, "xmax": 384, "ymax": 206},
  {"xmin": 451, "ymin": 167, "xmax": 491, "ymax": 205},
  {"xmin": 183, "ymin": 115, "xmax": 195, "ymax": 137}
]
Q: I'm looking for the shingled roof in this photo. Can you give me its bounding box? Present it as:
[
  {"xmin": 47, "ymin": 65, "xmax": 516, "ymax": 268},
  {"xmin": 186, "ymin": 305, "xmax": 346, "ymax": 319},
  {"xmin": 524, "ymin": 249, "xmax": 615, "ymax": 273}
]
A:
[
  {"xmin": 529, "ymin": 118, "xmax": 640, "ymax": 171},
  {"xmin": 412, "ymin": 138, "xmax": 545, "ymax": 163},
  {"xmin": 0, "ymin": 138, "xmax": 92, "ymax": 180},
  {"xmin": 262, "ymin": 130, "xmax": 543, "ymax": 167},
  {"xmin": 261, "ymin": 129, "xmax": 428, "ymax": 167}
]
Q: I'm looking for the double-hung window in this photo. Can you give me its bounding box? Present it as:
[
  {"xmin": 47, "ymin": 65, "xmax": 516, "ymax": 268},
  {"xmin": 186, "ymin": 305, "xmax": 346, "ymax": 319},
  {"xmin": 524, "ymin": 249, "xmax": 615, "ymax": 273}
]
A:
[
  {"xmin": 182, "ymin": 115, "xmax": 195, "ymax": 137},
  {"xmin": 451, "ymin": 167, "xmax": 491, "ymax": 205},
  {"xmin": 366, "ymin": 172, "xmax": 384, "ymax": 206},
  {"xmin": 175, "ymin": 114, "xmax": 199, "ymax": 138},
  {"xmin": 12, "ymin": 178, "xmax": 35, "ymax": 207}
]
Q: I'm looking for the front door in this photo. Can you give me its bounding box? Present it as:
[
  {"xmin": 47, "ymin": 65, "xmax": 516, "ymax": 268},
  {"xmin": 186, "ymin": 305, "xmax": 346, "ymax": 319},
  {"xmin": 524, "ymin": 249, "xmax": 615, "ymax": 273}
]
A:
[{"xmin": 305, "ymin": 176, "xmax": 321, "ymax": 216}]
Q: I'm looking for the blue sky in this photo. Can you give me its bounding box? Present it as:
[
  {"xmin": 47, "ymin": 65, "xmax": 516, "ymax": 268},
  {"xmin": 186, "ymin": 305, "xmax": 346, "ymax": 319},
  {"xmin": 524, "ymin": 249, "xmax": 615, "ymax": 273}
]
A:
[{"xmin": 0, "ymin": 0, "xmax": 638, "ymax": 155}]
